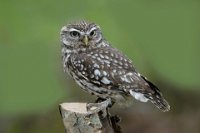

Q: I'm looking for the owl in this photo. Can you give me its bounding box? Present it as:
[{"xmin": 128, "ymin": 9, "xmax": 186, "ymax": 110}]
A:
[{"xmin": 60, "ymin": 20, "xmax": 170, "ymax": 112}]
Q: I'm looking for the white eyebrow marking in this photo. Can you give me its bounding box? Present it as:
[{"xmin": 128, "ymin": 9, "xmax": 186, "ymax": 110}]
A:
[
  {"xmin": 87, "ymin": 26, "xmax": 99, "ymax": 34},
  {"xmin": 68, "ymin": 28, "xmax": 81, "ymax": 32},
  {"xmin": 90, "ymin": 27, "xmax": 97, "ymax": 32}
]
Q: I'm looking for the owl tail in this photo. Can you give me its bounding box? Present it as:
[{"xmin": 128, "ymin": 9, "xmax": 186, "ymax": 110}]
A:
[
  {"xmin": 142, "ymin": 76, "xmax": 170, "ymax": 112},
  {"xmin": 145, "ymin": 91, "xmax": 170, "ymax": 112}
]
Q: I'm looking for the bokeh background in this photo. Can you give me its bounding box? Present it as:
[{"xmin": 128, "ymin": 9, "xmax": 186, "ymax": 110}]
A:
[{"xmin": 0, "ymin": 0, "xmax": 200, "ymax": 133}]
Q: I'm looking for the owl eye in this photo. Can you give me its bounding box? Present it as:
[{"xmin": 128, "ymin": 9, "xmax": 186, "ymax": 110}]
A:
[
  {"xmin": 70, "ymin": 31, "xmax": 80, "ymax": 38},
  {"xmin": 89, "ymin": 30, "xmax": 96, "ymax": 37}
]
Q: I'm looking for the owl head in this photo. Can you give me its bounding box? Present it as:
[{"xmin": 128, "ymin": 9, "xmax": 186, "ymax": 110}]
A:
[{"xmin": 60, "ymin": 20, "xmax": 106, "ymax": 51}]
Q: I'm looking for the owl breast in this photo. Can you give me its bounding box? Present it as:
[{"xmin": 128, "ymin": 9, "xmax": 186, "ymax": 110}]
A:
[{"xmin": 63, "ymin": 46, "xmax": 135, "ymax": 102}]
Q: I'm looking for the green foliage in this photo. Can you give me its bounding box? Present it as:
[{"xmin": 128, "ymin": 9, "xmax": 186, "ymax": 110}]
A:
[{"xmin": 0, "ymin": 0, "xmax": 199, "ymax": 115}]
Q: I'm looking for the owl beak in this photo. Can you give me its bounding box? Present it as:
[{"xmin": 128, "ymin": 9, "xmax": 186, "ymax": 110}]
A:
[{"xmin": 83, "ymin": 35, "xmax": 88, "ymax": 46}]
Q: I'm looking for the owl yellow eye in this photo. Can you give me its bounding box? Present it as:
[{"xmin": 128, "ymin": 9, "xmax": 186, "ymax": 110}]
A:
[
  {"xmin": 90, "ymin": 30, "xmax": 96, "ymax": 37},
  {"xmin": 70, "ymin": 31, "xmax": 80, "ymax": 38}
]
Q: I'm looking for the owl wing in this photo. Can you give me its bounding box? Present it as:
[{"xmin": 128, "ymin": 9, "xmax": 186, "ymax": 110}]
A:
[
  {"xmin": 68, "ymin": 47, "xmax": 136, "ymax": 89},
  {"xmin": 69, "ymin": 47, "xmax": 170, "ymax": 111}
]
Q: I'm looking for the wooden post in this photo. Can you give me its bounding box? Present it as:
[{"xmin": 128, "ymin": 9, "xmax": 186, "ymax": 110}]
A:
[{"xmin": 59, "ymin": 102, "xmax": 122, "ymax": 133}]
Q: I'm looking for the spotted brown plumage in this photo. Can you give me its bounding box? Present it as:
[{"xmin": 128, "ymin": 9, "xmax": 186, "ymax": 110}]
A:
[{"xmin": 60, "ymin": 20, "xmax": 170, "ymax": 112}]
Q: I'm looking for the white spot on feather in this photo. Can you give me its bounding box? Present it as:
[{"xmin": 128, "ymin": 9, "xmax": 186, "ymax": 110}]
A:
[
  {"xmin": 121, "ymin": 76, "xmax": 131, "ymax": 83},
  {"xmin": 105, "ymin": 55, "xmax": 109, "ymax": 59},
  {"xmin": 99, "ymin": 54, "xmax": 104, "ymax": 58},
  {"xmin": 130, "ymin": 90, "xmax": 148, "ymax": 102},
  {"xmin": 97, "ymin": 57, "xmax": 101, "ymax": 61},
  {"xmin": 94, "ymin": 69, "xmax": 101, "ymax": 76},
  {"xmin": 102, "ymin": 71, "xmax": 107, "ymax": 76},
  {"xmin": 114, "ymin": 60, "xmax": 118, "ymax": 63},
  {"xmin": 137, "ymin": 73, "xmax": 141, "ymax": 77},
  {"xmin": 93, "ymin": 63, "xmax": 100, "ymax": 68},
  {"xmin": 113, "ymin": 69, "xmax": 116, "ymax": 73},
  {"xmin": 101, "ymin": 77, "xmax": 111, "ymax": 84},
  {"xmin": 104, "ymin": 60, "xmax": 110, "ymax": 64}
]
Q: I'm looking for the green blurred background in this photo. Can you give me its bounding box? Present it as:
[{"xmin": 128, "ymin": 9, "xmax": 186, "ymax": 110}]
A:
[{"xmin": 0, "ymin": 0, "xmax": 200, "ymax": 133}]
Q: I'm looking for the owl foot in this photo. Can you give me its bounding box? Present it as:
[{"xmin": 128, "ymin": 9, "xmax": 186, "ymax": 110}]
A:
[{"xmin": 86, "ymin": 98, "xmax": 112, "ymax": 115}]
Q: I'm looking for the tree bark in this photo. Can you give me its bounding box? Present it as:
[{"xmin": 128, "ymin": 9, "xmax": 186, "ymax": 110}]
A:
[{"xmin": 59, "ymin": 102, "xmax": 122, "ymax": 133}]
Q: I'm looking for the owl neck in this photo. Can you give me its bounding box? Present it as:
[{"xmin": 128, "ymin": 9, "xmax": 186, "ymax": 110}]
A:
[
  {"xmin": 61, "ymin": 39, "xmax": 110, "ymax": 56},
  {"xmin": 61, "ymin": 45, "xmax": 86, "ymax": 59}
]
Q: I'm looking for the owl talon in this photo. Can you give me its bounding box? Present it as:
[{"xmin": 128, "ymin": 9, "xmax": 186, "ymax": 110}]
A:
[{"xmin": 86, "ymin": 98, "xmax": 112, "ymax": 114}]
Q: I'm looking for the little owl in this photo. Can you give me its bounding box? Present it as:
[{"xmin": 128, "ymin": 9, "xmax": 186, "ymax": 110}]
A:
[{"xmin": 60, "ymin": 20, "xmax": 170, "ymax": 112}]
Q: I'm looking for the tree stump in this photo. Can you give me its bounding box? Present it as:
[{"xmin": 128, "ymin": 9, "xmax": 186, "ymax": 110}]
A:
[{"xmin": 59, "ymin": 102, "xmax": 122, "ymax": 133}]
